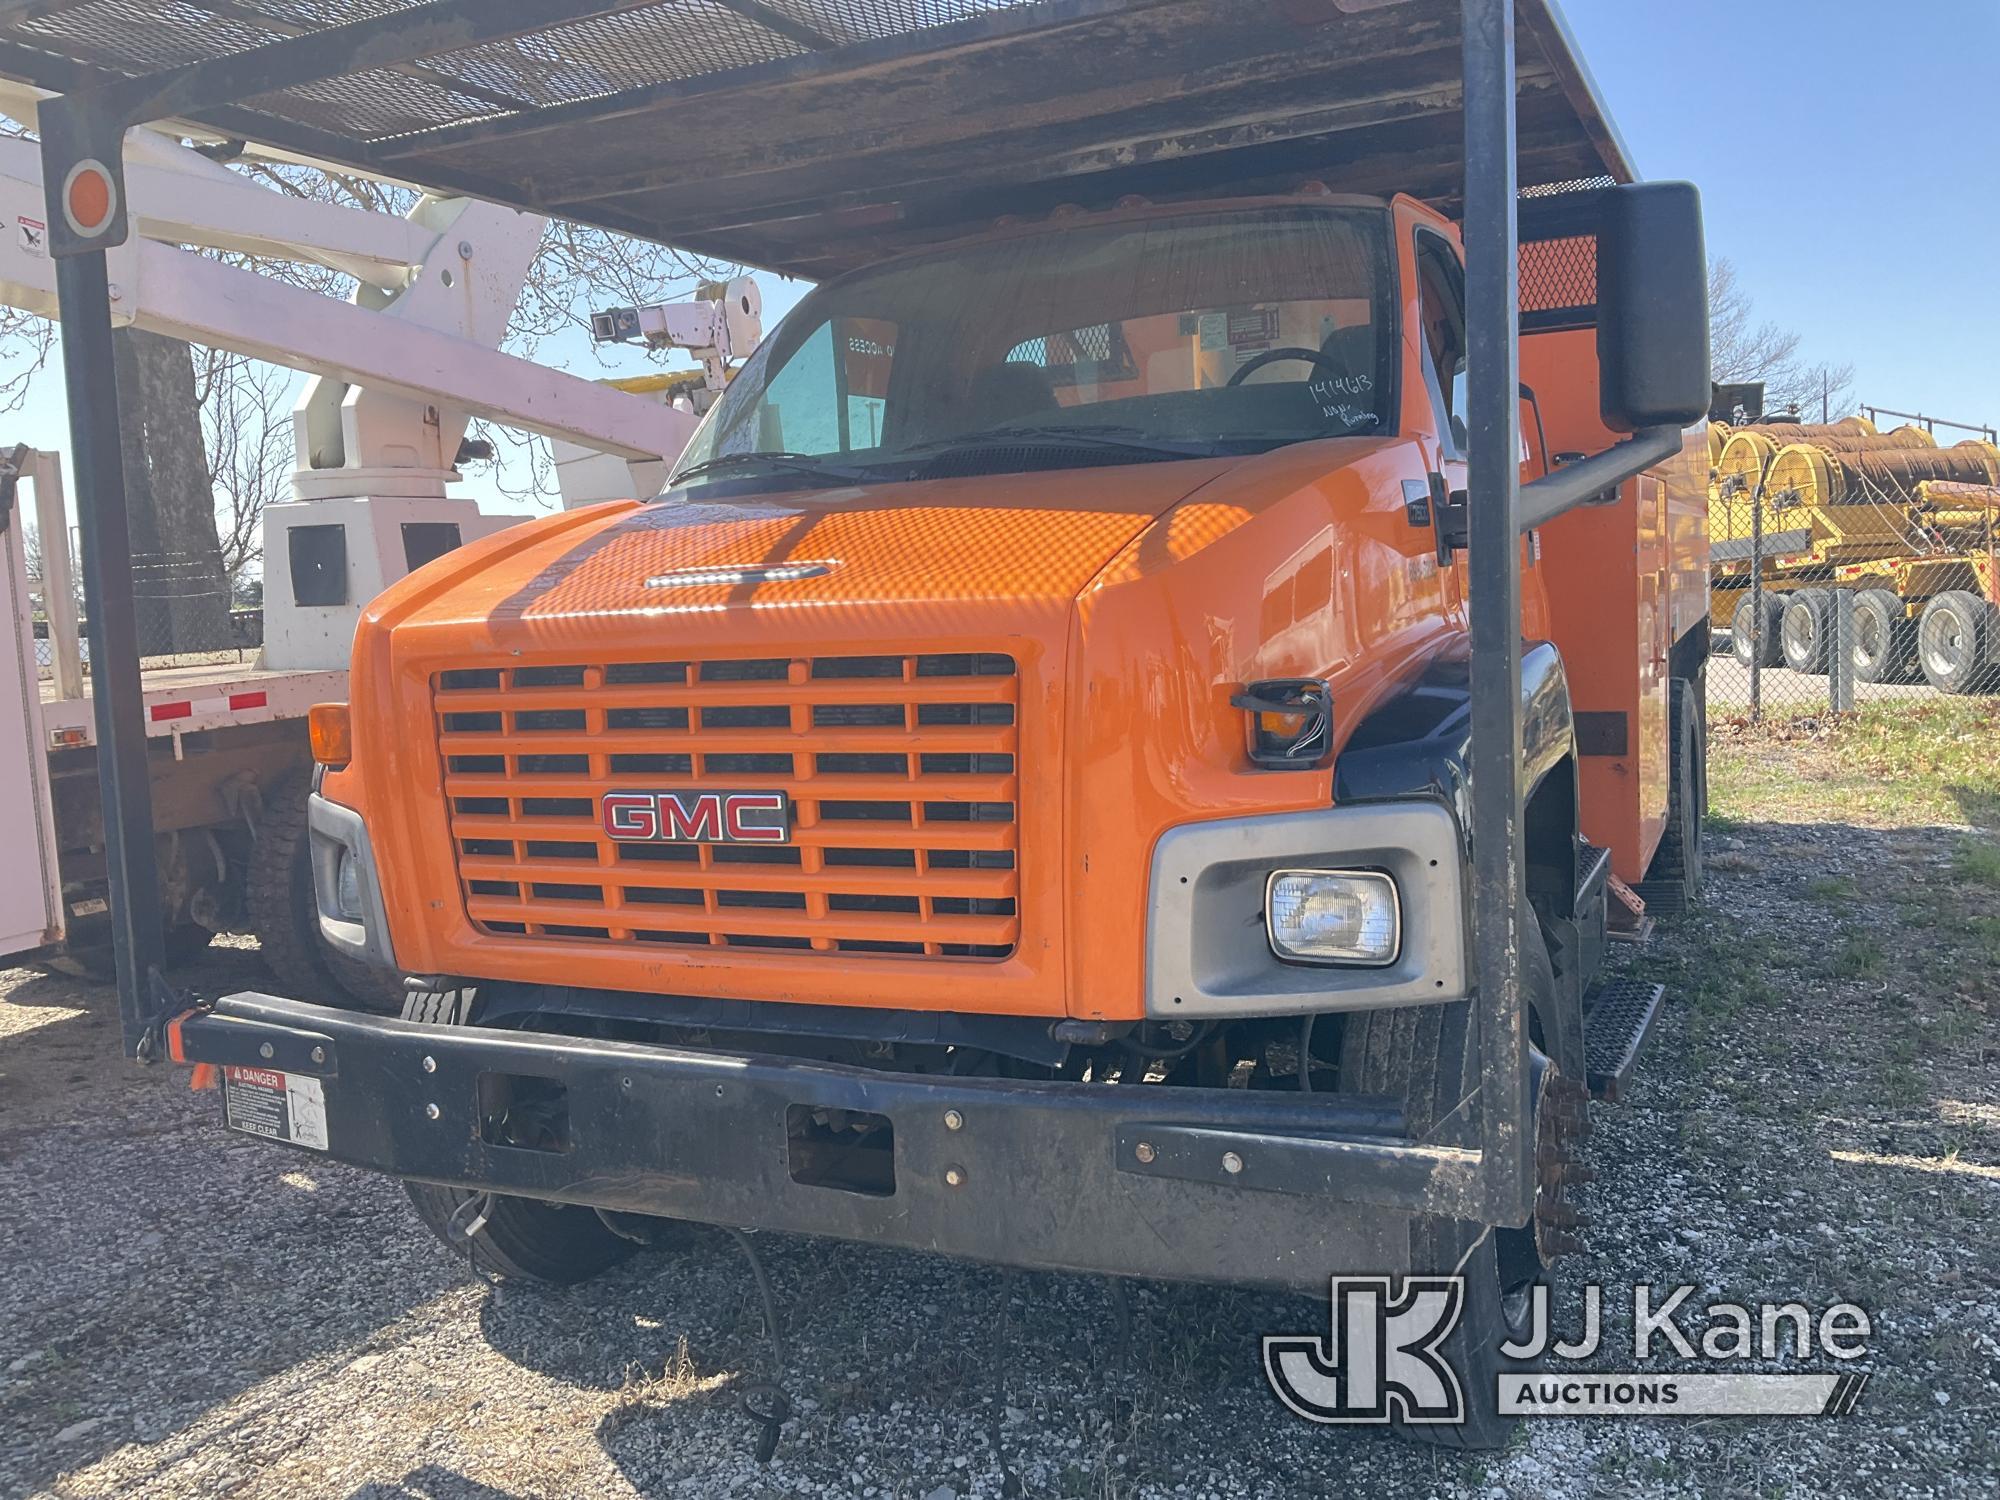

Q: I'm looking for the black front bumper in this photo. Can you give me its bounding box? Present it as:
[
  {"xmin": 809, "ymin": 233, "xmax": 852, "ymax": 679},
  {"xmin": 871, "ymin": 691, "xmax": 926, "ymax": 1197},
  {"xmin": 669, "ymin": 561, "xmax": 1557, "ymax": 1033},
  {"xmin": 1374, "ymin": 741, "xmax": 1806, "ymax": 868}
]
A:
[{"xmin": 177, "ymin": 993, "xmax": 1490, "ymax": 1293}]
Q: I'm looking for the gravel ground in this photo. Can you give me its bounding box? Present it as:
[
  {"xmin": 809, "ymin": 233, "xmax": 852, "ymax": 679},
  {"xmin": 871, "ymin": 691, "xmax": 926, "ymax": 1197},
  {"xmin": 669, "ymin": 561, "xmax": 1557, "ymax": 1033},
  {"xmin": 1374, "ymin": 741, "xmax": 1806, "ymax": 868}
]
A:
[{"xmin": 5, "ymin": 739, "xmax": 1998, "ymax": 1499}]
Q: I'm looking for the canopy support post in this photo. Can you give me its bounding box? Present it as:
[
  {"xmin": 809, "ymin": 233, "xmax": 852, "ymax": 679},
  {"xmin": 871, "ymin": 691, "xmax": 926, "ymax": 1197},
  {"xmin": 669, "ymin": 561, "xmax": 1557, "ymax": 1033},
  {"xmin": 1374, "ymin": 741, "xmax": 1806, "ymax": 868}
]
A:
[
  {"xmin": 42, "ymin": 115, "xmax": 166, "ymax": 1059},
  {"xmin": 1460, "ymin": 0, "xmax": 1534, "ymax": 1227}
]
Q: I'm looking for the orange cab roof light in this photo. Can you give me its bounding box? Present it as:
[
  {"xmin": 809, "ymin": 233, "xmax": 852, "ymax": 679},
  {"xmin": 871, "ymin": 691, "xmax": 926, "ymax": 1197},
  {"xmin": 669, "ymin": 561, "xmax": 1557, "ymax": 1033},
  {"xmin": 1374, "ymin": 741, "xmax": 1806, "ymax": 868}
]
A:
[{"xmin": 308, "ymin": 702, "xmax": 352, "ymax": 768}]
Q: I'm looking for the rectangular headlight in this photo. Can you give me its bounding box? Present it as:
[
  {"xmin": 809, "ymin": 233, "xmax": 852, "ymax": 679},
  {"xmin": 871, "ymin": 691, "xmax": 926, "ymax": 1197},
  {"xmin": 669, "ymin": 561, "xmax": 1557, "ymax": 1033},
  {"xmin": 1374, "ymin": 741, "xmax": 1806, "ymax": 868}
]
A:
[
  {"xmin": 334, "ymin": 847, "xmax": 364, "ymax": 922},
  {"xmin": 1266, "ymin": 869, "xmax": 1400, "ymax": 966}
]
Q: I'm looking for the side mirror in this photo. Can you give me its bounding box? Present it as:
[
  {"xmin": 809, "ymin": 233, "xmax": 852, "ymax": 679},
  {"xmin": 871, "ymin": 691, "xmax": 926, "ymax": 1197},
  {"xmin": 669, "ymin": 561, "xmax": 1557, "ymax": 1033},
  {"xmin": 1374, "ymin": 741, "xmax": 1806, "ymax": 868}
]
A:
[{"xmin": 1595, "ymin": 181, "xmax": 1710, "ymax": 433}]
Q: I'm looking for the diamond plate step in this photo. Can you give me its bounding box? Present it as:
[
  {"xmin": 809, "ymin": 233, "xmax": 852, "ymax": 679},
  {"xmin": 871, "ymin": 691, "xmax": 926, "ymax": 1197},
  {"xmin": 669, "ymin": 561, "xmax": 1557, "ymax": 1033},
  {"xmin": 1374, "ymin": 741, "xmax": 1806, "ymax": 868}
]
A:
[
  {"xmin": 1576, "ymin": 838, "xmax": 1612, "ymax": 913},
  {"xmin": 1584, "ymin": 976, "xmax": 1666, "ymax": 1101},
  {"xmin": 1630, "ymin": 879, "xmax": 1687, "ymax": 918}
]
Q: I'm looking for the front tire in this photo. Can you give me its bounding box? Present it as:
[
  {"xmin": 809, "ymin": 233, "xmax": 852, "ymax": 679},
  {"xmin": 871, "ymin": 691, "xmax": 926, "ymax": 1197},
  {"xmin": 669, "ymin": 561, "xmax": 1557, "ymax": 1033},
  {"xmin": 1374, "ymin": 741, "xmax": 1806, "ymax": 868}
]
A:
[
  {"xmin": 1335, "ymin": 907, "xmax": 1561, "ymax": 1449},
  {"xmin": 246, "ymin": 772, "xmax": 331, "ymax": 1000},
  {"xmin": 403, "ymin": 1181, "xmax": 637, "ymax": 1286},
  {"xmin": 247, "ymin": 774, "xmax": 401, "ymax": 1010},
  {"xmin": 397, "ymin": 987, "xmax": 637, "ymax": 1285}
]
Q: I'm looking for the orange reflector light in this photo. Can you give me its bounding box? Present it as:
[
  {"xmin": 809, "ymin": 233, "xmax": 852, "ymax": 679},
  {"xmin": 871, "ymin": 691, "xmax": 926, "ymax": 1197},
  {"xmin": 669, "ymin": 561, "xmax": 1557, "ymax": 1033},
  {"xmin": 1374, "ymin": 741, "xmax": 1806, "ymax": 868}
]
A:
[
  {"xmin": 48, "ymin": 726, "xmax": 88, "ymax": 749},
  {"xmin": 69, "ymin": 170, "xmax": 109, "ymax": 228},
  {"xmin": 309, "ymin": 701, "xmax": 352, "ymax": 767},
  {"xmin": 62, "ymin": 159, "xmax": 116, "ymax": 237},
  {"xmin": 165, "ymin": 1008, "xmax": 195, "ymax": 1064},
  {"xmin": 164, "ymin": 1013, "xmax": 217, "ymax": 1089}
]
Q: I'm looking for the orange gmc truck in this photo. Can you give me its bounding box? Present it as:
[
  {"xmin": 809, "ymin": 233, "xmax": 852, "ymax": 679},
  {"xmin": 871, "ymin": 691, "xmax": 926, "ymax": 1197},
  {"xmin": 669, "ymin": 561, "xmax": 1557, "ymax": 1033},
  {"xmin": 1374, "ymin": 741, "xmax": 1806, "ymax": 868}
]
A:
[{"xmin": 159, "ymin": 3, "xmax": 1715, "ymax": 1448}]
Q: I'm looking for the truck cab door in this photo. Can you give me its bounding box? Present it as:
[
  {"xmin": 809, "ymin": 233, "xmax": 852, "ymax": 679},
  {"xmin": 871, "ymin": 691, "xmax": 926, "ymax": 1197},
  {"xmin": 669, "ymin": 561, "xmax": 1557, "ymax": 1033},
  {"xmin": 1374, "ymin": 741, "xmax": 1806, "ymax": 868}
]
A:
[
  {"xmin": 1412, "ymin": 229, "xmax": 1469, "ymax": 619},
  {"xmin": 1414, "ymin": 229, "xmax": 1548, "ymax": 636}
]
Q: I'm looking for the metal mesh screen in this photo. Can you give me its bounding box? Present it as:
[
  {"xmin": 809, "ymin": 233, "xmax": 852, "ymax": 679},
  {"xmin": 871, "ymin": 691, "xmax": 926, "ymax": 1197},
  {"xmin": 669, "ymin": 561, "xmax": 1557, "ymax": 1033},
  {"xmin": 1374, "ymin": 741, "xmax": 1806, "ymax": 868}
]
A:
[
  {"xmin": 1519, "ymin": 233, "xmax": 1596, "ymax": 318},
  {"xmin": 0, "ymin": 0, "xmax": 1037, "ymax": 142},
  {"xmin": 423, "ymin": 2, "xmax": 810, "ymax": 107},
  {"xmin": 773, "ymin": 0, "xmax": 1027, "ymax": 40},
  {"xmin": 0, "ymin": 1, "xmax": 1641, "ymax": 274},
  {"xmin": 7, "ymin": 1, "xmax": 424, "ymax": 76}
]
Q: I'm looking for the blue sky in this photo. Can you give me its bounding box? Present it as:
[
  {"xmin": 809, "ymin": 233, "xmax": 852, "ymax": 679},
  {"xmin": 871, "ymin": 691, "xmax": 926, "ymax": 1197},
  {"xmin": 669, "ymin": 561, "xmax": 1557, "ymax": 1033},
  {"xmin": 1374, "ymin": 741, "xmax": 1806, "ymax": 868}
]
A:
[
  {"xmin": 1565, "ymin": 0, "xmax": 1999, "ymax": 432},
  {"xmin": 3, "ymin": 0, "xmax": 1996, "ymax": 526}
]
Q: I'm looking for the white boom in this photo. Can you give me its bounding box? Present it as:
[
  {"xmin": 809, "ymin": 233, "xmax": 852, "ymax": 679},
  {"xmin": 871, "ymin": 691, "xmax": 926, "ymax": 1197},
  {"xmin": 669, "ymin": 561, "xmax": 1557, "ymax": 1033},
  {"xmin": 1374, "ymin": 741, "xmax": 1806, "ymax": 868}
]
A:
[
  {"xmin": 0, "ymin": 89, "xmax": 759, "ymax": 669},
  {"xmin": 0, "ymin": 135, "xmax": 701, "ymax": 465}
]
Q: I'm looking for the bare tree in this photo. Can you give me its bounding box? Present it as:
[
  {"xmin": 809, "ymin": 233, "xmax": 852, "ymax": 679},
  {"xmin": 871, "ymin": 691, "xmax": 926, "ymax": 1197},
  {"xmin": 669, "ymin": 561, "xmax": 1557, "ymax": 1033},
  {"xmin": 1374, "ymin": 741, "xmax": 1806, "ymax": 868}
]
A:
[
  {"xmin": 1, "ymin": 117, "xmax": 234, "ymax": 652},
  {"xmin": 113, "ymin": 328, "xmax": 235, "ymax": 654},
  {"xmin": 193, "ymin": 346, "xmax": 293, "ymax": 592},
  {"xmin": 1709, "ymin": 258, "xmax": 1857, "ymax": 421},
  {"xmin": 0, "ymin": 307, "xmax": 53, "ymax": 415}
]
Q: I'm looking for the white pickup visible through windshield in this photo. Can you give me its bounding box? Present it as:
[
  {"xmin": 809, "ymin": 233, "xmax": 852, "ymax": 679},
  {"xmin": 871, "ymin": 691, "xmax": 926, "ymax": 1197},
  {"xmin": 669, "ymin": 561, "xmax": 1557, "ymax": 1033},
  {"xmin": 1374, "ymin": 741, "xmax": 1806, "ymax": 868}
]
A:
[{"xmin": 669, "ymin": 204, "xmax": 1397, "ymax": 492}]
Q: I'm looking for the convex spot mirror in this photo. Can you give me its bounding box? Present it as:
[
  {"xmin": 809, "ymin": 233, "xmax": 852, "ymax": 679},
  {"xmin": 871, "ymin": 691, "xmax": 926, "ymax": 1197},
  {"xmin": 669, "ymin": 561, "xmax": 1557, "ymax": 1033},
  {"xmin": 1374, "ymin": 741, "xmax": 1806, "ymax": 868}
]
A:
[{"xmin": 1595, "ymin": 181, "xmax": 1710, "ymax": 434}]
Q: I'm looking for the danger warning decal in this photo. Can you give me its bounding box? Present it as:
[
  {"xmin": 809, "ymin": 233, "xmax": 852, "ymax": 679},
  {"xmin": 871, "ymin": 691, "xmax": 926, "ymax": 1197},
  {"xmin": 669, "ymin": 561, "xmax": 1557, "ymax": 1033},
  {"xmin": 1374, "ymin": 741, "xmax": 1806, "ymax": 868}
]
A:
[{"xmin": 223, "ymin": 1066, "xmax": 329, "ymax": 1152}]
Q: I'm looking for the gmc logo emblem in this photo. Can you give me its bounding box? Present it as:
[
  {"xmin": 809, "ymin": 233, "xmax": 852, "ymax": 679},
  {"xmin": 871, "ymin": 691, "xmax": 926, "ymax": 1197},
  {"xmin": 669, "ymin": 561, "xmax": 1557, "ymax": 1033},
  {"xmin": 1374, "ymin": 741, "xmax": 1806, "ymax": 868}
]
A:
[{"xmin": 601, "ymin": 790, "xmax": 790, "ymax": 844}]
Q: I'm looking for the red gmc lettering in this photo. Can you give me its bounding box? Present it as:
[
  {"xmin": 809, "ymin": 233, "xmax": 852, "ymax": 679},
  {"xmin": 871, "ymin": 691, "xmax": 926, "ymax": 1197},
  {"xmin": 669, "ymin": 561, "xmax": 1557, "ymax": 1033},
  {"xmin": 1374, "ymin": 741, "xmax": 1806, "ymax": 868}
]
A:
[
  {"xmin": 601, "ymin": 790, "xmax": 790, "ymax": 844},
  {"xmin": 601, "ymin": 792, "xmax": 659, "ymax": 841},
  {"xmin": 724, "ymin": 792, "xmax": 788, "ymax": 843},
  {"xmin": 660, "ymin": 794, "xmax": 725, "ymax": 842}
]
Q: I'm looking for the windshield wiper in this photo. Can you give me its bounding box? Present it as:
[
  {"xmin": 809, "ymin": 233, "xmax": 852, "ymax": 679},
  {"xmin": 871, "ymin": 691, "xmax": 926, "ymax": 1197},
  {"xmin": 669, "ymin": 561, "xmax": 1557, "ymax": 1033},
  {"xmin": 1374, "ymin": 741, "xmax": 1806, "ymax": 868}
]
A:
[
  {"xmin": 670, "ymin": 449, "xmax": 875, "ymax": 487},
  {"xmin": 896, "ymin": 423, "xmax": 1227, "ymax": 460}
]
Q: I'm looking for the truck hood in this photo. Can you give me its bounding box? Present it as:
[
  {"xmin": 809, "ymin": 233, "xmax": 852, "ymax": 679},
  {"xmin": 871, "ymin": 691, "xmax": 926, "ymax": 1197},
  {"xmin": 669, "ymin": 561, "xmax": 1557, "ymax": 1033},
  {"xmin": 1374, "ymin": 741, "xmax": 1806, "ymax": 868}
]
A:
[{"xmin": 392, "ymin": 458, "xmax": 1248, "ymax": 646}]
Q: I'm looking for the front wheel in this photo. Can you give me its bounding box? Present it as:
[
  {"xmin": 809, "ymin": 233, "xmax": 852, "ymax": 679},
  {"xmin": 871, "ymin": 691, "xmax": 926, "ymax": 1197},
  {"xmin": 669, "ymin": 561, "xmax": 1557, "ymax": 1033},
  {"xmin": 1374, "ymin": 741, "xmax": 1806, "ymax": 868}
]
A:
[
  {"xmin": 247, "ymin": 774, "xmax": 401, "ymax": 1011},
  {"xmin": 1334, "ymin": 906, "xmax": 1564, "ymax": 1449},
  {"xmin": 403, "ymin": 1181, "xmax": 638, "ymax": 1286},
  {"xmin": 396, "ymin": 987, "xmax": 644, "ymax": 1285}
]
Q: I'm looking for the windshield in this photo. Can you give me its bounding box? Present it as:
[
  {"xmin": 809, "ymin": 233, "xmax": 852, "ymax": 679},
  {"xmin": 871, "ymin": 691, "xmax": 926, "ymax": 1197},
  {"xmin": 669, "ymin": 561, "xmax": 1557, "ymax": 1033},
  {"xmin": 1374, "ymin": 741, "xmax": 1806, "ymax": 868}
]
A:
[{"xmin": 667, "ymin": 205, "xmax": 1397, "ymax": 492}]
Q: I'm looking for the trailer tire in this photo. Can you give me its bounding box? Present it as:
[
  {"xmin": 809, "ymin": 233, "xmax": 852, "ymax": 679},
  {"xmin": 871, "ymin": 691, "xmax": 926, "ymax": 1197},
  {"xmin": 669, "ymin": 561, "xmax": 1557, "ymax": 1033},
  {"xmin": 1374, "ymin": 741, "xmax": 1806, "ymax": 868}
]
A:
[
  {"xmin": 396, "ymin": 986, "xmax": 637, "ymax": 1285},
  {"xmin": 1851, "ymin": 589, "xmax": 1912, "ymax": 684},
  {"xmin": 1779, "ymin": 589, "xmax": 1830, "ymax": 675},
  {"xmin": 1917, "ymin": 591, "xmax": 1995, "ymax": 695},
  {"xmin": 247, "ymin": 774, "xmax": 341, "ymax": 1002},
  {"xmin": 1642, "ymin": 678, "xmax": 1704, "ymax": 906},
  {"xmin": 1334, "ymin": 904, "xmax": 1558, "ymax": 1450},
  {"xmin": 1730, "ymin": 592, "xmax": 1783, "ymax": 669}
]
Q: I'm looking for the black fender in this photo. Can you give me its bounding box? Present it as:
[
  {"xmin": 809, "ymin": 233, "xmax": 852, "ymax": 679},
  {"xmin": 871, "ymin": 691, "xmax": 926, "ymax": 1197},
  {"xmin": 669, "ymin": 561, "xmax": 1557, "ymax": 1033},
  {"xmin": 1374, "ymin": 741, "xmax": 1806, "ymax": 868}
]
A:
[
  {"xmin": 1333, "ymin": 639, "xmax": 1577, "ymax": 832},
  {"xmin": 1334, "ymin": 640, "xmax": 1586, "ymax": 1075}
]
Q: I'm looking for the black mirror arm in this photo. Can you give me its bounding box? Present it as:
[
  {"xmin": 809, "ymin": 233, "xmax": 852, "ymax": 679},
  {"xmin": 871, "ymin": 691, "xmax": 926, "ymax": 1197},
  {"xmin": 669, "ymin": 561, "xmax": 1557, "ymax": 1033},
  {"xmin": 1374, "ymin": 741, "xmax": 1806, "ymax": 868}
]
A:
[{"xmin": 1516, "ymin": 423, "xmax": 1683, "ymax": 533}]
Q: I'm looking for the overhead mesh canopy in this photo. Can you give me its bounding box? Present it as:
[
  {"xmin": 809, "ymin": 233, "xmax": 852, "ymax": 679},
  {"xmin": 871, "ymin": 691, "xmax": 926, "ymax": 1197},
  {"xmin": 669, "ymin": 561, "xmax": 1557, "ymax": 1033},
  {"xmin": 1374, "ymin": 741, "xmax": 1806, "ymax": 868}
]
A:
[{"xmin": 0, "ymin": 0, "xmax": 1634, "ymax": 275}]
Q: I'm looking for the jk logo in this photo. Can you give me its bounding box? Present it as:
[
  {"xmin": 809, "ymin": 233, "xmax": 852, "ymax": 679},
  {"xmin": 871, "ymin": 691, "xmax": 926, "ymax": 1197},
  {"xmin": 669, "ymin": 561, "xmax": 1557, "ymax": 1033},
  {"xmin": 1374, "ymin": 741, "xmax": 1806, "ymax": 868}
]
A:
[{"xmin": 1263, "ymin": 1276, "xmax": 1466, "ymax": 1425}]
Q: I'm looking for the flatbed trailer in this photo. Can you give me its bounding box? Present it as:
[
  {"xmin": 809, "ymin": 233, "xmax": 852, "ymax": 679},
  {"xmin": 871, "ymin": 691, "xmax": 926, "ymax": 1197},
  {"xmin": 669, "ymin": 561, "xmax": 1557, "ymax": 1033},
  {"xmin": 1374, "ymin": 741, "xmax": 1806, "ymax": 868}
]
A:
[
  {"xmin": 3, "ymin": 0, "xmax": 1712, "ymax": 1449},
  {"xmin": 1710, "ymin": 430, "xmax": 2000, "ymax": 690}
]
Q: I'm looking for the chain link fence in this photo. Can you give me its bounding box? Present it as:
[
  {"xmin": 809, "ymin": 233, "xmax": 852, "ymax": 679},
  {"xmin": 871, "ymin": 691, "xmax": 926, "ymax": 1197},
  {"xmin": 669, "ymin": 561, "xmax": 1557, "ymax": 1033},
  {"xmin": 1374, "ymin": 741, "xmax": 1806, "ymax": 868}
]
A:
[
  {"xmin": 29, "ymin": 551, "xmax": 261, "ymax": 686},
  {"xmin": 1708, "ymin": 424, "xmax": 2000, "ymax": 720}
]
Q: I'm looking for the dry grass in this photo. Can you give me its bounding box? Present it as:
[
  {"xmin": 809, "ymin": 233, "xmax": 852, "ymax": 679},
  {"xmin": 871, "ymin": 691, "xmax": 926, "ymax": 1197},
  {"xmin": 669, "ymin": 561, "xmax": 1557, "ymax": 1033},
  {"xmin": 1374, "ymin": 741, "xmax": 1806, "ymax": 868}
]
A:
[{"xmin": 1709, "ymin": 698, "xmax": 2000, "ymax": 831}]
